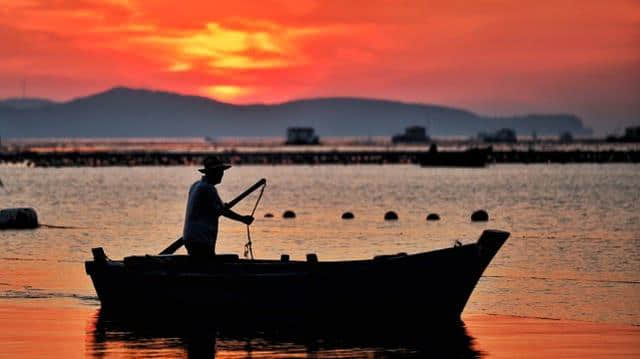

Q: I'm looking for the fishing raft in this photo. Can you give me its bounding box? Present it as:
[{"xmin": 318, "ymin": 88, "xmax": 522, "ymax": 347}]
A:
[{"xmin": 85, "ymin": 229, "xmax": 509, "ymax": 323}]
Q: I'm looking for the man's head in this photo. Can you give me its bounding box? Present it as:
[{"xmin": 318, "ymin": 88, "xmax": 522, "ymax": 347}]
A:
[{"xmin": 199, "ymin": 156, "xmax": 231, "ymax": 184}]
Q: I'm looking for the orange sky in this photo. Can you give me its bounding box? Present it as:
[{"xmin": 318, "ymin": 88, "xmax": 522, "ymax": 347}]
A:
[{"xmin": 1, "ymin": 0, "xmax": 639, "ymax": 133}]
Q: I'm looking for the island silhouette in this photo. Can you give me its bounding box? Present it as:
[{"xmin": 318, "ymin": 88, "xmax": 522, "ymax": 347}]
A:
[{"xmin": 0, "ymin": 87, "xmax": 591, "ymax": 138}]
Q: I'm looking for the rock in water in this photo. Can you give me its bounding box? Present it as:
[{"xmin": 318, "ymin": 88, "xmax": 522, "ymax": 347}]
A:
[
  {"xmin": 426, "ymin": 213, "xmax": 440, "ymax": 221},
  {"xmin": 384, "ymin": 211, "xmax": 398, "ymax": 220},
  {"xmin": 283, "ymin": 210, "xmax": 296, "ymax": 219},
  {"xmin": 341, "ymin": 212, "xmax": 355, "ymax": 219},
  {"xmin": 0, "ymin": 208, "xmax": 39, "ymax": 229},
  {"xmin": 471, "ymin": 210, "xmax": 489, "ymax": 222}
]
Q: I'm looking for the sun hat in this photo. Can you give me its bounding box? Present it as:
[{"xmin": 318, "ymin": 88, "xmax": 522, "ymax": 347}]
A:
[{"xmin": 198, "ymin": 156, "xmax": 231, "ymax": 173}]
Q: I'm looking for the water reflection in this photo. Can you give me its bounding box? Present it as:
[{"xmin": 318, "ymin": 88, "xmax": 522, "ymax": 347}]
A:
[{"xmin": 87, "ymin": 309, "xmax": 482, "ymax": 358}]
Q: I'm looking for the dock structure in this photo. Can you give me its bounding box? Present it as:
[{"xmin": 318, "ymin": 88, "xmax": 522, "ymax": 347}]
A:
[{"xmin": 1, "ymin": 148, "xmax": 639, "ymax": 167}]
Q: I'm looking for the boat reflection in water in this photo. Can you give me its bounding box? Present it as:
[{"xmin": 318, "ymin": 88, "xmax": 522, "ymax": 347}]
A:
[{"xmin": 87, "ymin": 308, "xmax": 482, "ymax": 358}]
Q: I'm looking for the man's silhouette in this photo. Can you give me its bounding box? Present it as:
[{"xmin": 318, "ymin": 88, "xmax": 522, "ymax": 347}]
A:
[{"xmin": 183, "ymin": 157, "xmax": 253, "ymax": 257}]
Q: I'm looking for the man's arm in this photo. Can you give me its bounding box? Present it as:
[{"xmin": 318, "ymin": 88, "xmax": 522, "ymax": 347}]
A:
[{"xmin": 220, "ymin": 207, "xmax": 254, "ymax": 225}]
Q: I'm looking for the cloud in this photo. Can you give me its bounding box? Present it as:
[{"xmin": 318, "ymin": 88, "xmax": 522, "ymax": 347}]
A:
[
  {"xmin": 0, "ymin": 0, "xmax": 639, "ymax": 131},
  {"xmin": 139, "ymin": 21, "xmax": 354, "ymax": 73}
]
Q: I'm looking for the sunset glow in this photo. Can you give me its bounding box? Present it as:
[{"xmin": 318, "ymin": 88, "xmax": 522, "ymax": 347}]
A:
[
  {"xmin": 204, "ymin": 85, "xmax": 252, "ymax": 100},
  {"xmin": 1, "ymin": 0, "xmax": 639, "ymax": 132}
]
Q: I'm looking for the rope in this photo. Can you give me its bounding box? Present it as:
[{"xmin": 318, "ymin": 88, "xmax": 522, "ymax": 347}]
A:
[{"xmin": 244, "ymin": 182, "xmax": 266, "ymax": 260}]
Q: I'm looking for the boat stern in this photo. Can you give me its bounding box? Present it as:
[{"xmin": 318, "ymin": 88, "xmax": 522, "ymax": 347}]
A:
[{"xmin": 85, "ymin": 247, "xmax": 128, "ymax": 307}]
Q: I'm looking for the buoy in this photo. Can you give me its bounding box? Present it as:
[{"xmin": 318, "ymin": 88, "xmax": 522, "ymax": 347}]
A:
[
  {"xmin": 0, "ymin": 208, "xmax": 39, "ymax": 229},
  {"xmin": 384, "ymin": 211, "xmax": 398, "ymax": 220},
  {"xmin": 471, "ymin": 210, "xmax": 489, "ymax": 222},
  {"xmin": 426, "ymin": 213, "xmax": 440, "ymax": 221},
  {"xmin": 341, "ymin": 212, "xmax": 354, "ymax": 219},
  {"xmin": 283, "ymin": 210, "xmax": 296, "ymax": 219},
  {"xmin": 264, "ymin": 213, "xmax": 274, "ymax": 218}
]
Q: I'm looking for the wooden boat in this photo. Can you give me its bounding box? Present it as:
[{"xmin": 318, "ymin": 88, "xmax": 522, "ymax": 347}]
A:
[{"xmin": 85, "ymin": 229, "xmax": 508, "ymax": 323}]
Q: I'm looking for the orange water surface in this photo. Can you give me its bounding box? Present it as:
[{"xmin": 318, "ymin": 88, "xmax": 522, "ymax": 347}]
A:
[{"xmin": 1, "ymin": 301, "xmax": 639, "ymax": 358}]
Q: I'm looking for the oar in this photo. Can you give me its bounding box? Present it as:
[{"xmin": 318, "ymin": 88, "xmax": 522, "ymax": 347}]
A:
[{"xmin": 159, "ymin": 178, "xmax": 266, "ymax": 255}]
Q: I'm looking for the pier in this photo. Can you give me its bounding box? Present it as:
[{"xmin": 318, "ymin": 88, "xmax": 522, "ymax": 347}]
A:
[{"xmin": 1, "ymin": 148, "xmax": 639, "ymax": 167}]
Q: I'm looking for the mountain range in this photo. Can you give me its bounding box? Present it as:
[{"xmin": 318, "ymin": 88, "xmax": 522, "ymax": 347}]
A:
[{"xmin": 0, "ymin": 87, "xmax": 592, "ymax": 138}]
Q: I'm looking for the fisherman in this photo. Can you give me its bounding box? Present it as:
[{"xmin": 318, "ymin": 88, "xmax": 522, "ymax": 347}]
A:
[{"xmin": 183, "ymin": 156, "xmax": 254, "ymax": 257}]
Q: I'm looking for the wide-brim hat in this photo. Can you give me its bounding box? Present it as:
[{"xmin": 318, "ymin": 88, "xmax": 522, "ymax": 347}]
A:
[{"xmin": 198, "ymin": 156, "xmax": 231, "ymax": 173}]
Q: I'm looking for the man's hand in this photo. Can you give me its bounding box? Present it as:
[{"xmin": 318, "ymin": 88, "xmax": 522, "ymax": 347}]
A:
[
  {"xmin": 242, "ymin": 215, "xmax": 254, "ymax": 226},
  {"xmin": 221, "ymin": 208, "xmax": 254, "ymax": 225}
]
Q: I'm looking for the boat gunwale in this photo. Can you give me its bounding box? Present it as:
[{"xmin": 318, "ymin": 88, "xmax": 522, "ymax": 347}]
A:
[{"xmin": 88, "ymin": 229, "xmax": 510, "ymax": 270}]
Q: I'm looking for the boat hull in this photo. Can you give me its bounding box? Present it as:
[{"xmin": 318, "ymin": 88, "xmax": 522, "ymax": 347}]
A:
[{"xmin": 86, "ymin": 230, "xmax": 508, "ymax": 323}]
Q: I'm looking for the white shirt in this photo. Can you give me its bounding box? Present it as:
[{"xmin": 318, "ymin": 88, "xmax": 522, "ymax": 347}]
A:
[{"xmin": 183, "ymin": 179, "xmax": 224, "ymax": 246}]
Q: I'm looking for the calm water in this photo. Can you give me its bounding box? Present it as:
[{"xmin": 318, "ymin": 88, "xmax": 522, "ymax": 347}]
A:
[{"xmin": 1, "ymin": 164, "xmax": 639, "ymax": 357}]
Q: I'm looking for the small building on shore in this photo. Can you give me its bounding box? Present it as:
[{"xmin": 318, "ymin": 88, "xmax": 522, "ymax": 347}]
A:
[
  {"xmin": 559, "ymin": 131, "xmax": 574, "ymax": 143},
  {"xmin": 392, "ymin": 126, "xmax": 430, "ymax": 144},
  {"xmin": 607, "ymin": 126, "xmax": 640, "ymax": 142},
  {"xmin": 285, "ymin": 127, "xmax": 320, "ymax": 145},
  {"xmin": 625, "ymin": 126, "xmax": 640, "ymax": 141},
  {"xmin": 478, "ymin": 128, "xmax": 517, "ymax": 143}
]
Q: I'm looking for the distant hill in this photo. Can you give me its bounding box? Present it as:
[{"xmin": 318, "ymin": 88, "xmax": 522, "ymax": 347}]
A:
[
  {"xmin": 0, "ymin": 87, "xmax": 592, "ymax": 138},
  {"xmin": 0, "ymin": 98, "xmax": 57, "ymax": 110}
]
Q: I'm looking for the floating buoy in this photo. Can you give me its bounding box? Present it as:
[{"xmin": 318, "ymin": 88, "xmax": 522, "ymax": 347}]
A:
[
  {"xmin": 0, "ymin": 208, "xmax": 39, "ymax": 229},
  {"xmin": 264, "ymin": 213, "xmax": 274, "ymax": 218},
  {"xmin": 426, "ymin": 213, "xmax": 440, "ymax": 221},
  {"xmin": 384, "ymin": 211, "xmax": 398, "ymax": 220},
  {"xmin": 341, "ymin": 212, "xmax": 354, "ymax": 219},
  {"xmin": 471, "ymin": 210, "xmax": 489, "ymax": 222},
  {"xmin": 283, "ymin": 210, "xmax": 296, "ymax": 219}
]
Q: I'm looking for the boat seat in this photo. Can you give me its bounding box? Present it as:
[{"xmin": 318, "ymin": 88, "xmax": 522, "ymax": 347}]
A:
[{"xmin": 124, "ymin": 254, "xmax": 240, "ymax": 270}]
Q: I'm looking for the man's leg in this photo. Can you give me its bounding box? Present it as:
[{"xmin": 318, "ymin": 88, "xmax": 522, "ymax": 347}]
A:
[{"xmin": 185, "ymin": 240, "xmax": 213, "ymax": 259}]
